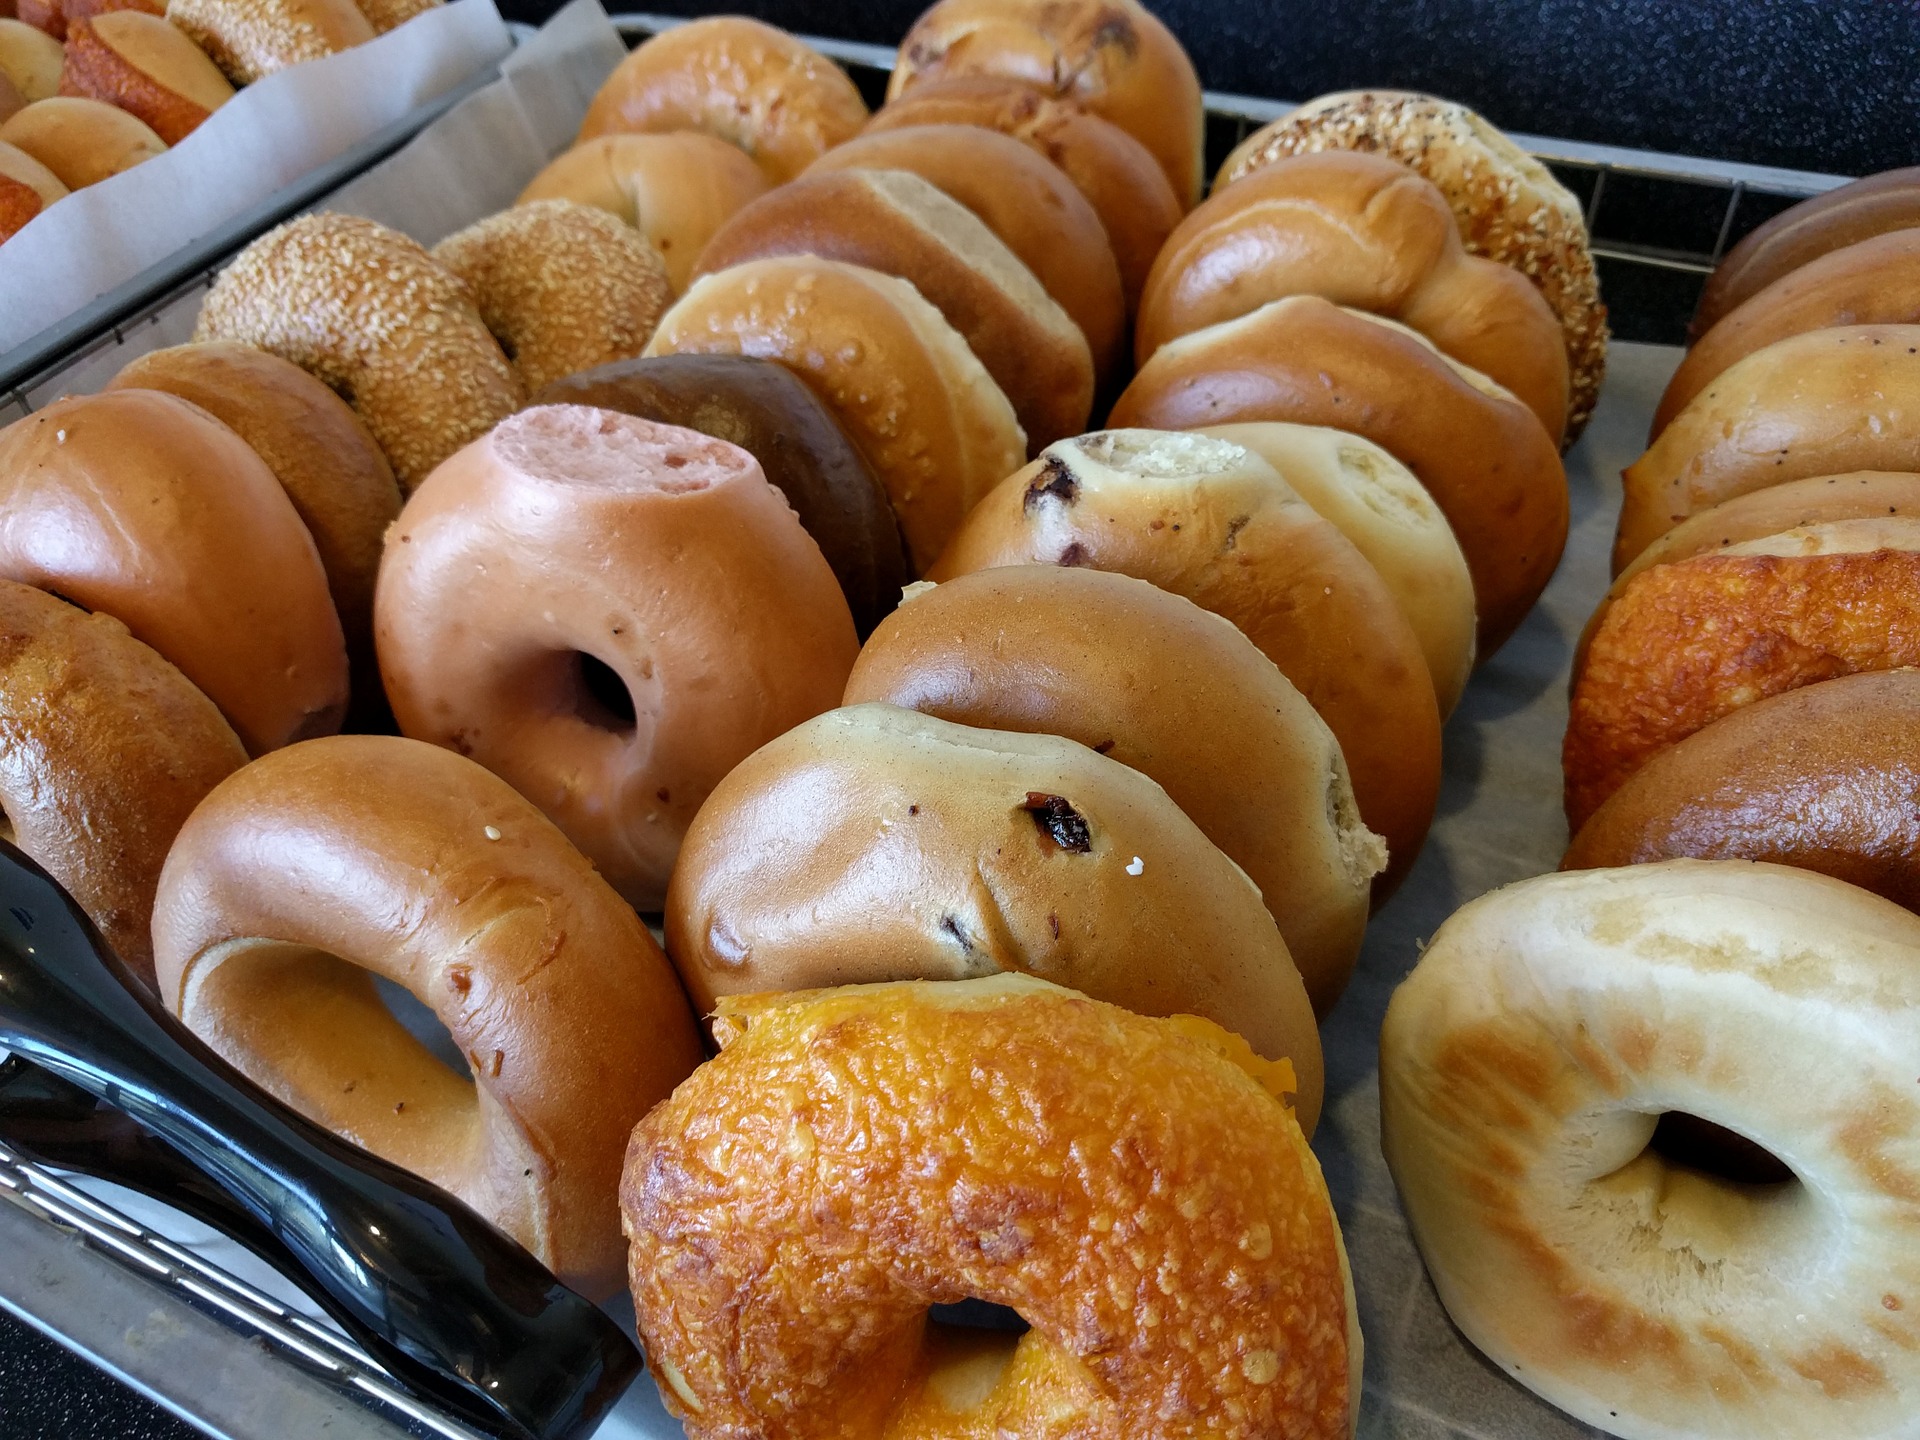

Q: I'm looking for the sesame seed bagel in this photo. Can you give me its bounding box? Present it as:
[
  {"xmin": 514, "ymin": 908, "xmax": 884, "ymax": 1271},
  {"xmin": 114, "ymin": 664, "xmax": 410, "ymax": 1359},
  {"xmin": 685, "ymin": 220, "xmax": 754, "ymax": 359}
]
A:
[
  {"xmin": 664, "ymin": 703, "xmax": 1325, "ymax": 1133},
  {"xmin": 576, "ymin": 16, "xmax": 867, "ymax": 184},
  {"xmin": 1221, "ymin": 90, "xmax": 1607, "ymax": 445},
  {"xmin": 514, "ymin": 132, "xmax": 768, "ymax": 294},
  {"xmin": 196, "ymin": 213, "xmax": 522, "ymax": 492},
  {"xmin": 0, "ymin": 138, "xmax": 66, "ymax": 242},
  {"xmin": 0, "ymin": 579, "xmax": 245, "ymax": 981},
  {"xmin": 59, "ymin": 11, "xmax": 233, "ymax": 145},
  {"xmin": 351, "ymin": 0, "xmax": 436, "ymax": 34},
  {"xmin": 166, "ymin": 0, "xmax": 372, "ymax": 85},
  {"xmin": 431, "ymin": 200, "xmax": 672, "ymax": 397},
  {"xmin": 625, "ymin": 976, "xmax": 1356, "ymax": 1439}
]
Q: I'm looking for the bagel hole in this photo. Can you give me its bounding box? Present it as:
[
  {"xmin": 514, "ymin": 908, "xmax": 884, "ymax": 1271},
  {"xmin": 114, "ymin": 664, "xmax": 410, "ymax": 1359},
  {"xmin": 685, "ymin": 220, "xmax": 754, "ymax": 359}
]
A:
[
  {"xmin": 574, "ymin": 651, "xmax": 637, "ymax": 731},
  {"xmin": 1646, "ymin": 1111, "xmax": 1796, "ymax": 1188},
  {"xmin": 927, "ymin": 1299, "xmax": 1029, "ymax": 1334},
  {"xmin": 373, "ymin": 976, "xmax": 473, "ymax": 1083}
]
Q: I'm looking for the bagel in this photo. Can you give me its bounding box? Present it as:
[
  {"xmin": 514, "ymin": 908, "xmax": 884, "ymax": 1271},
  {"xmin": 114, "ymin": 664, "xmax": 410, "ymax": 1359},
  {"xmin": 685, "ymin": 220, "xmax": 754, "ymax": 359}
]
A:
[
  {"xmin": 1221, "ymin": 90, "xmax": 1607, "ymax": 444},
  {"xmin": 1564, "ymin": 520, "xmax": 1920, "ymax": 829},
  {"xmin": 863, "ymin": 75, "xmax": 1183, "ymax": 309},
  {"xmin": 1616, "ymin": 324, "xmax": 1920, "ymax": 572},
  {"xmin": 0, "ymin": 580, "xmax": 244, "ymax": 980},
  {"xmin": 665, "ymin": 703, "xmax": 1324, "ymax": 1131},
  {"xmin": 625, "ymin": 976, "xmax": 1356, "ymax": 1439},
  {"xmin": 430, "ymin": 200, "xmax": 672, "ymax": 397},
  {"xmin": 644, "ymin": 255, "xmax": 1025, "ymax": 573},
  {"xmin": 1109, "ymin": 294, "xmax": 1569, "ymax": 657},
  {"xmin": 1692, "ymin": 166, "xmax": 1920, "ymax": 339},
  {"xmin": 1563, "ymin": 671, "xmax": 1920, "ymax": 912},
  {"xmin": 513, "ymin": 132, "xmax": 768, "ymax": 294},
  {"xmin": 888, "ymin": 0, "xmax": 1206, "ymax": 207},
  {"xmin": 0, "ymin": 94, "xmax": 163, "ymax": 189},
  {"xmin": 1141, "ymin": 153, "xmax": 1568, "ymax": 441},
  {"xmin": 804, "ymin": 123, "xmax": 1127, "ymax": 383},
  {"xmin": 535, "ymin": 354, "xmax": 908, "ymax": 638},
  {"xmin": 694, "ymin": 168, "xmax": 1091, "ymax": 454},
  {"xmin": 165, "ymin": 0, "xmax": 372, "ymax": 84},
  {"xmin": 375, "ymin": 405, "xmax": 857, "ymax": 910},
  {"xmin": 1656, "ymin": 229, "xmax": 1920, "ymax": 437},
  {"xmin": 59, "ymin": 11, "xmax": 232, "ymax": 145},
  {"xmin": 0, "ymin": 136, "xmax": 64, "ymax": 242},
  {"xmin": 843, "ymin": 565, "xmax": 1385, "ymax": 1014},
  {"xmin": 0, "ymin": 389, "xmax": 346, "ymax": 754},
  {"xmin": 196, "ymin": 213, "xmax": 522, "ymax": 492},
  {"xmin": 928, "ymin": 428, "xmax": 1441, "ymax": 899},
  {"xmin": 107, "ymin": 341, "xmax": 402, "ymax": 658},
  {"xmin": 1381, "ymin": 859, "xmax": 1920, "ymax": 1440},
  {"xmin": 0, "ymin": 18, "xmax": 64, "ymax": 99},
  {"xmin": 351, "ymin": 0, "xmax": 436, "ymax": 33},
  {"xmin": 1199, "ymin": 421, "xmax": 1476, "ymax": 716},
  {"xmin": 575, "ymin": 16, "xmax": 866, "ymax": 184},
  {"xmin": 150, "ymin": 733, "xmax": 704, "ymax": 1299}
]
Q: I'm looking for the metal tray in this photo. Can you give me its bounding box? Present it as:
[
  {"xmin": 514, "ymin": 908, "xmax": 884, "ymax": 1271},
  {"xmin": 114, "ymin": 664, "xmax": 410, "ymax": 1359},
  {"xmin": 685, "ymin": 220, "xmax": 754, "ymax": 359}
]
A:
[{"xmin": 0, "ymin": 13, "xmax": 1846, "ymax": 1439}]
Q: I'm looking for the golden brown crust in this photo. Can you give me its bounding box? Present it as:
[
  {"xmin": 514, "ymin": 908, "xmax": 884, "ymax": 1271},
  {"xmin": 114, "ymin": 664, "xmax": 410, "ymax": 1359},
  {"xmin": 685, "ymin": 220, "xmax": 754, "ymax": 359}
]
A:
[
  {"xmin": 0, "ymin": 137, "xmax": 63, "ymax": 239},
  {"xmin": 843, "ymin": 565, "xmax": 1384, "ymax": 1013},
  {"xmin": 151, "ymin": 733, "xmax": 704, "ymax": 1298},
  {"xmin": 929, "ymin": 429, "xmax": 1440, "ymax": 901},
  {"xmin": 1693, "ymin": 168, "xmax": 1920, "ymax": 339},
  {"xmin": 514, "ymin": 132, "xmax": 768, "ymax": 294},
  {"xmin": 864, "ymin": 74, "xmax": 1183, "ymax": 309},
  {"xmin": 0, "ymin": 580, "xmax": 244, "ymax": 980},
  {"xmin": 694, "ymin": 167, "xmax": 1094, "ymax": 453},
  {"xmin": 349, "ymin": 0, "xmax": 433, "ymax": 34},
  {"xmin": 0, "ymin": 390, "xmax": 346, "ymax": 754},
  {"xmin": 1141, "ymin": 151, "xmax": 1570, "ymax": 441},
  {"xmin": 624, "ymin": 976, "xmax": 1352, "ymax": 1439},
  {"xmin": 0, "ymin": 17, "xmax": 66, "ymax": 100},
  {"xmin": 59, "ymin": 11, "xmax": 229, "ymax": 145},
  {"xmin": 888, "ymin": 0, "xmax": 1205, "ymax": 208},
  {"xmin": 576, "ymin": 16, "xmax": 867, "ymax": 184},
  {"xmin": 196, "ymin": 212, "xmax": 522, "ymax": 492},
  {"xmin": 1616, "ymin": 325, "xmax": 1920, "ymax": 572},
  {"xmin": 0, "ymin": 94, "xmax": 162, "ymax": 188},
  {"xmin": 1564, "ymin": 546, "xmax": 1920, "ymax": 828},
  {"xmin": 1222, "ymin": 90, "xmax": 1607, "ymax": 444},
  {"xmin": 806, "ymin": 123, "xmax": 1127, "ymax": 383},
  {"xmin": 164, "ymin": 0, "xmax": 371, "ymax": 85},
  {"xmin": 0, "ymin": 72, "xmax": 23, "ymax": 126},
  {"xmin": 107, "ymin": 341, "xmax": 401, "ymax": 654},
  {"xmin": 1109, "ymin": 295, "xmax": 1568, "ymax": 658},
  {"xmin": 431, "ymin": 200, "xmax": 672, "ymax": 397}
]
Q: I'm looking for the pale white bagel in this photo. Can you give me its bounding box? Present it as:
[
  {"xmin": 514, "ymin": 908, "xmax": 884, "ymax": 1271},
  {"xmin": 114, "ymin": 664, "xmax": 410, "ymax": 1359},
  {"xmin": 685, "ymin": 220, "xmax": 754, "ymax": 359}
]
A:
[{"xmin": 1382, "ymin": 859, "xmax": 1920, "ymax": 1440}]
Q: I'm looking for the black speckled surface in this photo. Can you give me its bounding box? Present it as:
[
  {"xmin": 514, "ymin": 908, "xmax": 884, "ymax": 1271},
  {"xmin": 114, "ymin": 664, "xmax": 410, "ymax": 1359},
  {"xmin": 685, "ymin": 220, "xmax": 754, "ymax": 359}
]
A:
[{"xmin": 0, "ymin": 1308, "xmax": 197, "ymax": 1440}]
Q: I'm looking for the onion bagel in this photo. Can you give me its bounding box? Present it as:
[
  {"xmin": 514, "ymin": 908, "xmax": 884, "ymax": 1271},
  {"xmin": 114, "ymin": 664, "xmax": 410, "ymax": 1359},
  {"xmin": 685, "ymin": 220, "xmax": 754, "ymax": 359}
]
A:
[
  {"xmin": 0, "ymin": 580, "xmax": 244, "ymax": 980},
  {"xmin": 625, "ymin": 976, "xmax": 1356, "ymax": 1438},
  {"xmin": 1108, "ymin": 295, "xmax": 1569, "ymax": 657},
  {"xmin": 844, "ymin": 565, "xmax": 1386, "ymax": 1014},
  {"xmin": 1382, "ymin": 859, "xmax": 1920, "ymax": 1440},
  {"xmin": 664, "ymin": 702, "xmax": 1325, "ymax": 1133},
  {"xmin": 1141, "ymin": 151, "xmax": 1569, "ymax": 441},
  {"xmin": 151, "ymin": 733, "xmax": 704, "ymax": 1299}
]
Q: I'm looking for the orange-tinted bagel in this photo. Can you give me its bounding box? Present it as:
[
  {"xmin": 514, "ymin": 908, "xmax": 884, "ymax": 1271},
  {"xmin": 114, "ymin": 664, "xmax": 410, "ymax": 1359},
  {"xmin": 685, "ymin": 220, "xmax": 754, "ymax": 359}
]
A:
[
  {"xmin": 1221, "ymin": 90, "xmax": 1606, "ymax": 444},
  {"xmin": 0, "ymin": 71, "xmax": 24, "ymax": 126},
  {"xmin": 863, "ymin": 75, "xmax": 1182, "ymax": 308},
  {"xmin": 1110, "ymin": 295, "xmax": 1568, "ymax": 657},
  {"xmin": 107, "ymin": 341, "xmax": 402, "ymax": 657},
  {"xmin": 695, "ymin": 167, "xmax": 1092, "ymax": 454},
  {"xmin": 844, "ymin": 565, "xmax": 1385, "ymax": 1014},
  {"xmin": 1656, "ymin": 229, "xmax": 1920, "ymax": 437},
  {"xmin": 1564, "ymin": 523, "xmax": 1920, "ymax": 829},
  {"xmin": 514, "ymin": 132, "xmax": 768, "ymax": 294},
  {"xmin": 196, "ymin": 213, "xmax": 522, "ymax": 492},
  {"xmin": 806, "ymin": 123, "xmax": 1127, "ymax": 383},
  {"xmin": 1692, "ymin": 167, "xmax": 1920, "ymax": 339},
  {"xmin": 664, "ymin": 703, "xmax": 1324, "ymax": 1131},
  {"xmin": 1141, "ymin": 151, "xmax": 1569, "ymax": 441},
  {"xmin": 151, "ymin": 734, "xmax": 704, "ymax": 1299},
  {"xmin": 0, "ymin": 94, "xmax": 163, "ymax": 188},
  {"xmin": 1616, "ymin": 324, "xmax": 1920, "ymax": 572},
  {"xmin": 59, "ymin": 11, "xmax": 231, "ymax": 144},
  {"xmin": 431, "ymin": 200, "xmax": 672, "ymax": 397},
  {"xmin": 536, "ymin": 354, "xmax": 907, "ymax": 638},
  {"xmin": 376, "ymin": 405, "xmax": 857, "ymax": 910},
  {"xmin": 0, "ymin": 390, "xmax": 346, "ymax": 754},
  {"xmin": 930, "ymin": 428, "xmax": 1442, "ymax": 899},
  {"xmin": 0, "ymin": 136, "xmax": 64, "ymax": 240},
  {"xmin": 645, "ymin": 255, "xmax": 1025, "ymax": 573},
  {"xmin": 0, "ymin": 17, "xmax": 67, "ymax": 99},
  {"xmin": 165, "ymin": 0, "xmax": 371, "ymax": 84},
  {"xmin": 1563, "ymin": 670, "xmax": 1920, "ymax": 912},
  {"xmin": 576, "ymin": 16, "xmax": 866, "ymax": 183},
  {"xmin": 625, "ymin": 977, "xmax": 1355, "ymax": 1440},
  {"xmin": 888, "ymin": 0, "xmax": 1206, "ymax": 207},
  {"xmin": 0, "ymin": 580, "xmax": 244, "ymax": 980},
  {"xmin": 352, "ymin": 0, "xmax": 436, "ymax": 33}
]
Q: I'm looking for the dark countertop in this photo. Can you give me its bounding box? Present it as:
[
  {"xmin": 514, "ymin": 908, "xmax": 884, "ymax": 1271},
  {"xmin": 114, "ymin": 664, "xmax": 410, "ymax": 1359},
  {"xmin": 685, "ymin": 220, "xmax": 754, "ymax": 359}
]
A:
[{"xmin": 0, "ymin": 1308, "xmax": 196, "ymax": 1440}]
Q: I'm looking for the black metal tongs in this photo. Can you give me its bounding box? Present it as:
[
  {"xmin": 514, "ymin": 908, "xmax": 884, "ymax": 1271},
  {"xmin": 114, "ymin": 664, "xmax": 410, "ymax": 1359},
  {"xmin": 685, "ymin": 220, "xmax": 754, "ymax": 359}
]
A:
[{"xmin": 0, "ymin": 839, "xmax": 642, "ymax": 1440}]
